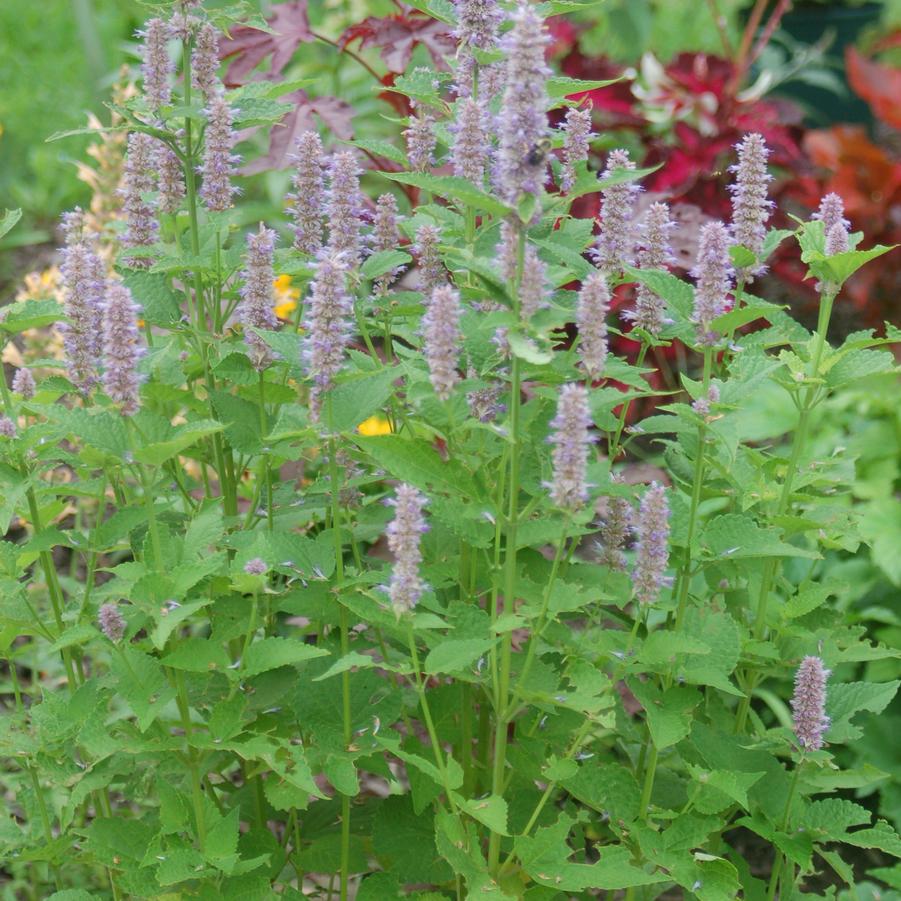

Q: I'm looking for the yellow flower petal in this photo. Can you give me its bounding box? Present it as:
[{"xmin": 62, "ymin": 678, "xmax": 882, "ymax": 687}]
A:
[{"xmin": 357, "ymin": 415, "xmax": 393, "ymax": 436}]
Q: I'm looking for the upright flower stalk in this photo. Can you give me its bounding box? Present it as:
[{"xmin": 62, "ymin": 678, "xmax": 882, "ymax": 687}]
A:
[
  {"xmin": 199, "ymin": 93, "xmax": 239, "ymax": 212},
  {"xmin": 288, "ymin": 131, "xmax": 326, "ymax": 255},
  {"xmin": 561, "ymin": 106, "xmax": 592, "ymax": 193},
  {"xmin": 729, "ymin": 132, "xmax": 772, "ymax": 280},
  {"xmin": 140, "ymin": 18, "xmax": 173, "ymax": 111},
  {"xmin": 326, "ymin": 151, "xmax": 363, "ymax": 266},
  {"xmin": 386, "ymin": 484, "xmax": 429, "ymax": 615},
  {"xmin": 239, "ymin": 225, "xmax": 278, "ymax": 370},
  {"xmin": 422, "ymin": 286, "xmax": 463, "ymax": 402},
  {"xmin": 595, "ymin": 148, "xmax": 640, "ymax": 274},
  {"xmin": 632, "ymin": 483, "xmax": 670, "ymax": 606},
  {"xmin": 102, "ymin": 281, "xmax": 145, "ymax": 416},
  {"xmin": 692, "ymin": 221, "xmax": 732, "ymax": 345},
  {"xmin": 548, "ymin": 383, "xmax": 593, "ymax": 510},
  {"xmin": 121, "ymin": 133, "xmax": 159, "ymax": 265},
  {"xmin": 634, "ymin": 201, "xmax": 674, "ymax": 336},
  {"xmin": 576, "ymin": 271, "xmax": 609, "ymax": 377}
]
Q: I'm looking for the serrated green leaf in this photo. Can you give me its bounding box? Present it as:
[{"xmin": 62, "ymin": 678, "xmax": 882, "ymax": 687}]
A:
[
  {"xmin": 382, "ymin": 172, "xmax": 510, "ymax": 217},
  {"xmin": 133, "ymin": 419, "xmax": 223, "ymax": 466},
  {"xmin": 0, "ymin": 299, "xmax": 64, "ymax": 333},
  {"xmin": 361, "ymin": 250, "xmax": 411, "ymax": 279},
  {"xmin": 242, "ymin": 638, "xmax": 329, "ymax": 677},
  {"xmin": 703, "ymin": 513, "xmax": 820, "ymax": 560},
  {"xmin": 629, "ymin": 678, "xmax": 702, "ymax": 749},
  {"xmin": 424, "ymin": 638, "xmax": 496, "ymax": 676},
  {"xmin": 0, "ymin": 208, "xmax": 22, "ymax": 241}
]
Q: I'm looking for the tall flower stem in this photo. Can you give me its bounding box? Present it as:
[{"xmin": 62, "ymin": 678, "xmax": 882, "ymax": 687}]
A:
[
  {"xmin": 766, "ymin": 760, "xmax": 803, "ymax": 901},
  {"xmin": 488, "ymin": 224, "xmax": 526, "ymax": 873},
  {"xmin": 609, "ymin": 341, "xmax": 649, "ymax": 460},
  {"xmin": 735, "ymin": 290, "xmax": 837, "ymax": 733},
  {"xmin": 327, "ymin": 426, "xmax": 351, "ymax": 901}
]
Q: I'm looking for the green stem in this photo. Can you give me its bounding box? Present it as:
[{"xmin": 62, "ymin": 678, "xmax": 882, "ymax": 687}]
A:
[
  {"xmin": 609, "ymin": 341, "xmax": 649, "ymax": 461},
  {"xmin": 173, "ymin": 669, "xmax": 206, "ymax": 851},
  {"xmin": 766, "ymin": 761, "xmax": 803, "ymax": 901},
  {"xmin": 639, "ymin": 743, "xmax": 660, "ymax": 819}
]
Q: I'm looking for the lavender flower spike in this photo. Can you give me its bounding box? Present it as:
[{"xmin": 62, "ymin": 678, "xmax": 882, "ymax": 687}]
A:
[
  {"xmin": 243, "ymin": 557, "xmax": 268, "ymax": 576},
  {"xmin": 548, "ymin": 383, "xmax": 593, "ymax": 510},
  {"xmin": 825, "ymin": 221, "xmax": 850, "ymax": 256},
  {"xmin": 98, "ymin": 603, "xmax": 127, "ymax": 642},
  {"xmin": 60, "ymin": 209, "xmax": 105, "ymax": 391},
  {"xmin": 597, "ymin": 491, "xmax": 632, "ymax": 572},
  {"xmin": 414, "ymin": 224, "xmax": 445, "ymax": 293},
  {"xmin": 140, "ymin": 18, "xmax": 173, "ymax": 110},
  {"xmin": 192, "ymin": 21, "xmax": 221, "ymax": 102},
  {"xmin": 595, "ymin": 149, "xmax": 641, "ymax": 274},
  {"xmin": 0, "ymin": 417, "xmax": 16, "ymax": 439},
  {"xmin": 692, "ymin": 221, "xmax": 733, "ymax": 345},
  {"xmin": 423, "ymin": 286, "xmax": 463, "ymax": 401},
  {"xmin": 729, "ymin": 133, "xmax": 773, "ymax": 279},
  {"xmin": 387, "ymin": 483, "xmax": 429, "ymax": 615},
  {"xmin": 452, "ymin": 97, "xmax": 489, "ymax": 184},
  {"xmin": 326, "ymin": 151, "xmax": 363, "ymax": 266},
  {"xmin": 576, "ymin": 271, "xmax": 609, "ymax": 377},
  {"xmin": 12, "ymin": 368, "xmax": 36, "ymax": 400},
  {"xmin": 157, "ymin": 140, "xmax": 185, "ymax": 215},
  {"xmin": 561, "ymin": 107, "xmax": 592, "ymax": 194},
  {"xmin": 814, "ymin": 192, "xmax": 850, "ymax": 237},
  {"xmin": 288, "ymin": 131, "xmax": 326, "ymax": 255},
  {"xmin": 199, "ymin": 93, "xmax": 239, "ymax": 212},
  {"xmin": 303, "ymin": 252, "xmax": 353, "ymax": 422},
  {"xmin": 494, "ymin": 2, "xmax": 551, "ymax": 206},
  {"xmin": 519, "ymin": 245, "xmax": 547, "ymax": 321},
  {"xmin": 373, "ymin": 193, "xmax": 403, "ymax": 291},
  {"xmin": 455, "ymin": 0, "xmax": 502, "ymax": 49},
  {"xmin": 791, "ymin": 655, "xmax": 831, "ymax": 752},
  {"xmin": 405, "ymin": 107, "xmax": 437, "ymax": 173},
  {"xmin": 633, "ymin": 202, "xmax": 675, "ymax": 336},
  {"xmin": 632, "ymin": 482, "xmax": 670, "ymax": 605},
  {"xmin": 240, "ymin": 225, "xmax": 279, "ymax": 370},
  {"xmin": 102, "ymin": 281, "xmax": 145, "ymax": 417},
  {"xmin": 498, "ymin": 219, "xmax": 519, "ymax": 285},
  {"xmin": 121, "ymin": 133, "xmax": 159, "ymax": 266}
]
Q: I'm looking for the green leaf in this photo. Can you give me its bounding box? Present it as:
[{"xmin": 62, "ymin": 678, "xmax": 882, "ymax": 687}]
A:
[
  {"xmin": 162, "ymin": 637, "xmax": 231, "ymax": 673},
  {"xmin": 348, "ymin": 137, "xmax": 408, "ymax": 166},
  {"xmin": 826, "ymin": 348, "xmax": 895, "ymax": 388},
  {"xmin": 687, "ymin": 766, "xmax": 764, "ymax": 811},
  {"xmin": 312, "ymin": 651, "xmax": 376, "ymax": 682},
  {"xmin": 624, "ymin": 267, "xmax": 694, "ymax": 320},
  {"xmin": 628, "ymin": 678, "xmax": 702, "ymax": 749},
  {"xmin": 561, "ymin": 763, "xmax": 641, "ymax": 824},
  {"xmin": 507, "ymin": 331, "xmax": 555, "ymax": 365},
  {"xmin": 0, "ymin": 208, "xmax": 22, "ymax": 241},
  {"xmin": 122, "ymin": 270, "xmax": 182, "ymax": 325},
  {"xmin": 454, "ymin": 794, "xmax": 509, "ymax": 835},
  {"xmin": 110, "ymin": 647, "xmax": 176, "ymax": 732},
  {"xmin": 546, "ymin": 75, "xmax": 622, "ymax": 100},
  {"xmin": 424, "ymin": 638, "xmax": 496, "ymax": 676},
  {"xmin": 324, "ymin": 367, "xmax": 399, "ymax": 434},
  {"xmin": 804, "ymin": 799, "xmax": 871, "ymax": 841},
  {"xmin": 361, "ymin": 250, "xmax": 411, "ymax": 279},
  {"xmin": 242, "ymin": 637, "xmax": 329, "ymax": 678},
  {"xmin": 382, "ymin": 172, "xmax": 510, "ymax": 217},
  {"xmin": 372, "ymin": 797, "xmax": 453, "ymax": 884},
  {"xmin": 703, "ymin": 513, "xmax": 820, "ymax": 560},
  {"xmin": 133, "ymin": 419, "xmax": 223, "ymax": 466},
  {"xmin": 842, "ymin": 821, "xmax": 901, "ymax": 858},
  {"xmin": 0, "ymin": 299, "xmax": 64, "ymax": 334},
  {"xmin": 827, "ymin": 680, "xmax": 900, "ymax": 743},
  {"xmin": 638, "ymin": 632, "xmax": 710, "ymax": 666}
]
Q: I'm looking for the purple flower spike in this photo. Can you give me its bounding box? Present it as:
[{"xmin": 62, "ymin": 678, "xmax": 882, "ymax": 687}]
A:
[
  {"xmin": 729, "ymin": 133, "xmax": 773, "ymax": 280},
  {"xmin": 494, "ymin": 3, "xmax": 551, "ymax": 206},
  {"xmin": 597, "ymin": 492, "xmax": 632, "ymax": 572},
  {"xmin": 577, "ymin": 271, "xmax": 609, "ymax": 378},
  {"xmin": 548, "ymin": 383, "xmax": 593, "ymax": 510},
  {"xmin": 0, "ymin": 417, "xmax": 16, "ymax": 439},
  {"xmin": 192, "ymin": 21, "xmax": 221, "ymax": 102},
  {"xmin": 12, "ymin": 368, "xmax": 36, "ymax": 400},
  {"xmin": 98, "ymin": 603, "xmax": 127, "ymax": 642},
  {"xmin": 594, "ymin": 148, "xmax": 640, "ymax": 274},
  {"xmin": 498, "ymin": 219, "xmax": 519, "ymax": 285},
  {"xmin": 632, "ymin": 482, "xmax": 670, "ymax": 605},
  {"xmin": 423, "ymin": 286, "xmax": 463, "ymax": 402},
  {"xmin": 244, "ymin": 557, "xmax": 268, "ymax": 576},
  {"xmin": 825, "ymin": 221, "xmax": 850, "ymax": 256},
  {"xmin": 692, "ymin": 384, "xmax": 720, "ymax": 417},
  {"xmin": 304, "ymin": 252, "xmax": 353, "ymax": 422},
  {"xmin": 200, "ymin": 93, "xmax": 239, "ymax": 212},
  {"xmin": 455, "ymin": 0, "xmax": 502, "ymax": 48},
  {"xmin": 561, "ymin": 107, "xmax": 592, "ymax": 193},
  {"xmin": 157, "ymin": 141, "xmax": 185, "ymax": 215},
  {"xmin": 415, "ymin": 224, "xmax": 445, "ymax": 293},
  {"xmin": 633, "ymin": 201, "xmax": 675, "ymax": 336},
  {"xmin": 122, "ymin": 133, "xmax": 159, "ymax": 266},
  {"xmin": 60, "ymin": 209, "xmax": 105, "ymax": 391},
  {"xmin": 326, "ymin": 151, "xmax": 363, "ymax": 266},
  {"xmin": 692, "ymin": 221, "xmax": 733, "ymax": 345},
  {"xmin": 288, "ymin": 132, "xmax": 326, "ymax": 255},
  {"xmin": 791, "ymin": 655, "xmax": 831, "ymax": 752},
  {"xmin": 405, "ymin": 108, "xmax": 437, "ymax": 173},
  {"xmin": 814, "ymin": 193, "xmax": 850, "ymax": 237},
  {"xmin": 240, "ymin": 225, "xmax": 278, "ymax": 371},
  {"xmin": 102, "ymin": 281, "xmax": 145, "ymax": 417},
  {"xmin": 387, "ymin": 483, "xmax": 429, "ymax": 615},
  {"xmin": 373, "ymin": 193, "xmax": 401, "ymax": 253},
  {"xmin": 452, "ymin": 97, "xmax": 489, "ymax": 184},
  {"xmin": 519, "ymin": 245, "xmax": 547, "ymax": 321},
  {"xmin": 140, "ymin": 18, "xmax": 173, "ymax": 110}
]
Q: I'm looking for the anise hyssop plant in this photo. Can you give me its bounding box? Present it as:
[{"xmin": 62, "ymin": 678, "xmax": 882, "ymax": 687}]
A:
[{"xmin": 1, "ymin": 1, "xmax": 899, "ymax": 899}]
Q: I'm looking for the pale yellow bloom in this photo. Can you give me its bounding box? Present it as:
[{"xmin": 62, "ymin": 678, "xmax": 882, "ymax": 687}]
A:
[
  {"xmin": 273, "ymin": 273, "xmax": 301, "ymax": 319},
  {"xmin": 357, "ymin": 415, "xmax": 393, "ymax": 436}
]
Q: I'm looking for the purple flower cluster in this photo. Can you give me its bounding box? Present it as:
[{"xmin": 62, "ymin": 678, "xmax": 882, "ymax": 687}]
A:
[
  {"xmin": 632, "ymin": 483, "xmax": 670, "ymax": 605},
  {"xmin": 453, "ymin": 0, "xmax": 502, "ymax": 97},
  {"xmin": 373, "ymin": 193, "xmax": 403, "ymax": 290},
  {"xmin": 791, "ymin": 655, "xmax": 830, "ymax": 752},
  {"xmin": 597, "ymin": 491, "xmax": 632, "ymax": 572},
  {"xmin": 729, "ymin": 133, "xmax": 772, "ymax": 279},
  {"xmin": 548, "ymin": 383, "xmax": 593, "ymax": 510},
  {"xmin": 157, "ymin": 141, "xmax": 185, "ymax": 215},
  {"xmin": 467, "ymin": 368, "xmax": 505, "ymax": 423},
  {"xmin": 122, "ymin": 133, "xmax": 159, "ymax": 265},
  {"xmin": 199, "ymin": 93, "xmax": 239, "ymax": 212},
  {"xmin": 814, "ymin": 193, "xmax": 850, "ymax": 237},
  {"xmin": 12, "ymin": 368, "xmax": 36, "ymax": 400},
  {"xmin": 519, "ymin": 246, "xmax": 547, "ymax": 321},
  {"xmin": 387, "ymin": 483, "xmax": 429, "ymax": 614},
  {"xmin": 576, "ymin": 271, "xmax": 609, "ymax": 377},
  {"xmin": 288, "ymin": 132, "xmax": 326, "ymax": 255},
  {"xmin": 140, "ymin": 18, "xmax": 173, "ymax": 111},
  {"xmin": 692, "ymin": 221, "xmax": 733, "ymax": 345},
  {"xmin": 102, "ymin": 282, "xmax": 145, "ymax": 416},
  {"xmin": 595, "ymin": 149, "xmax": 640, "ymax": 274},
  {"xmin": 304, "ymin": 253, "xmax": 353, "ymax": 422},
  {"xmin": 98, "ymin": 603, "xmax": 127, "ymax": 642},
  {"xmin": 452, "ymin": 97, "xmax": 489, "ymax": 184},
  {"xmin": 243, "ymin": 557, "xmax": 268, "ymax": 576},
  {"xmin": 60, "ymin": 210, "xmax": 105, "ymax": 392},
  {"xmin": 0, "ymin": 417, "xmax": 16, "ymax": 439},
  {"xmin": 414, "ymin": 224, "xmax": 445, "ymax": 293},
  {"xmin": 498, "ymin": 220, "xmax": 519, "ymax": 285},
  {"xmin": 404, "ymin": 109, "xmax": 437, "ymax": 172},
  {"xmin": 561, "ymin": 107, "xmax": 592, "ymax": 194},
  {"xmin": 192, "ymin": 21, "xmax": 221, "ymax": 102},
  {"xmin": 240, "ymin": 225, "xmax": 279, "ymax": 370},
  {"xmin": 633, "ymin": 202, "xmax": 675, "ymax": 336},
  {"xmin": 691, "ymin": 384, "xmax": 720, "ymax": 417},
  {"xmin": 326, "ymin": 151, "xmax": 363, "ymax": 265},
  {"xmin": 423, "ymin": 286, "xmax": 463, "ymax": 401},
  {"xmin": 494, "ymin": 3, "xmax": 550, "ymax": 206}
]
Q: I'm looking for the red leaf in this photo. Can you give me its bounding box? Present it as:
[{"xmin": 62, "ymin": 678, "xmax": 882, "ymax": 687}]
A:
[
  {"xmin": 339, "ymin": 9, "xmax": 455, "ymax": 74},
  {"xmin": 846, "ymin": 47, "xmax": 901, "ymax": 130},
  {"xmin": 242, "ymin": 90, "xmax": 354, "ymax": 174},
  {"xmin": 219, "ymin": 1, "xmax": 314, "ymax": 86}
]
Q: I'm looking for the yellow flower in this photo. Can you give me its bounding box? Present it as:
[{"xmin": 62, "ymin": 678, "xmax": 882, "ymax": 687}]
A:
[
  {"xmin": 17, "ymin": 266, "xmax": 62, "ymax": 302},
  {"xmin": 357, "ymin": 415, "xmax": 393, "ymax": 436},
  {"xmin": 273, "ymin": 273, "xmax": 301, "ymax": 319}
]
